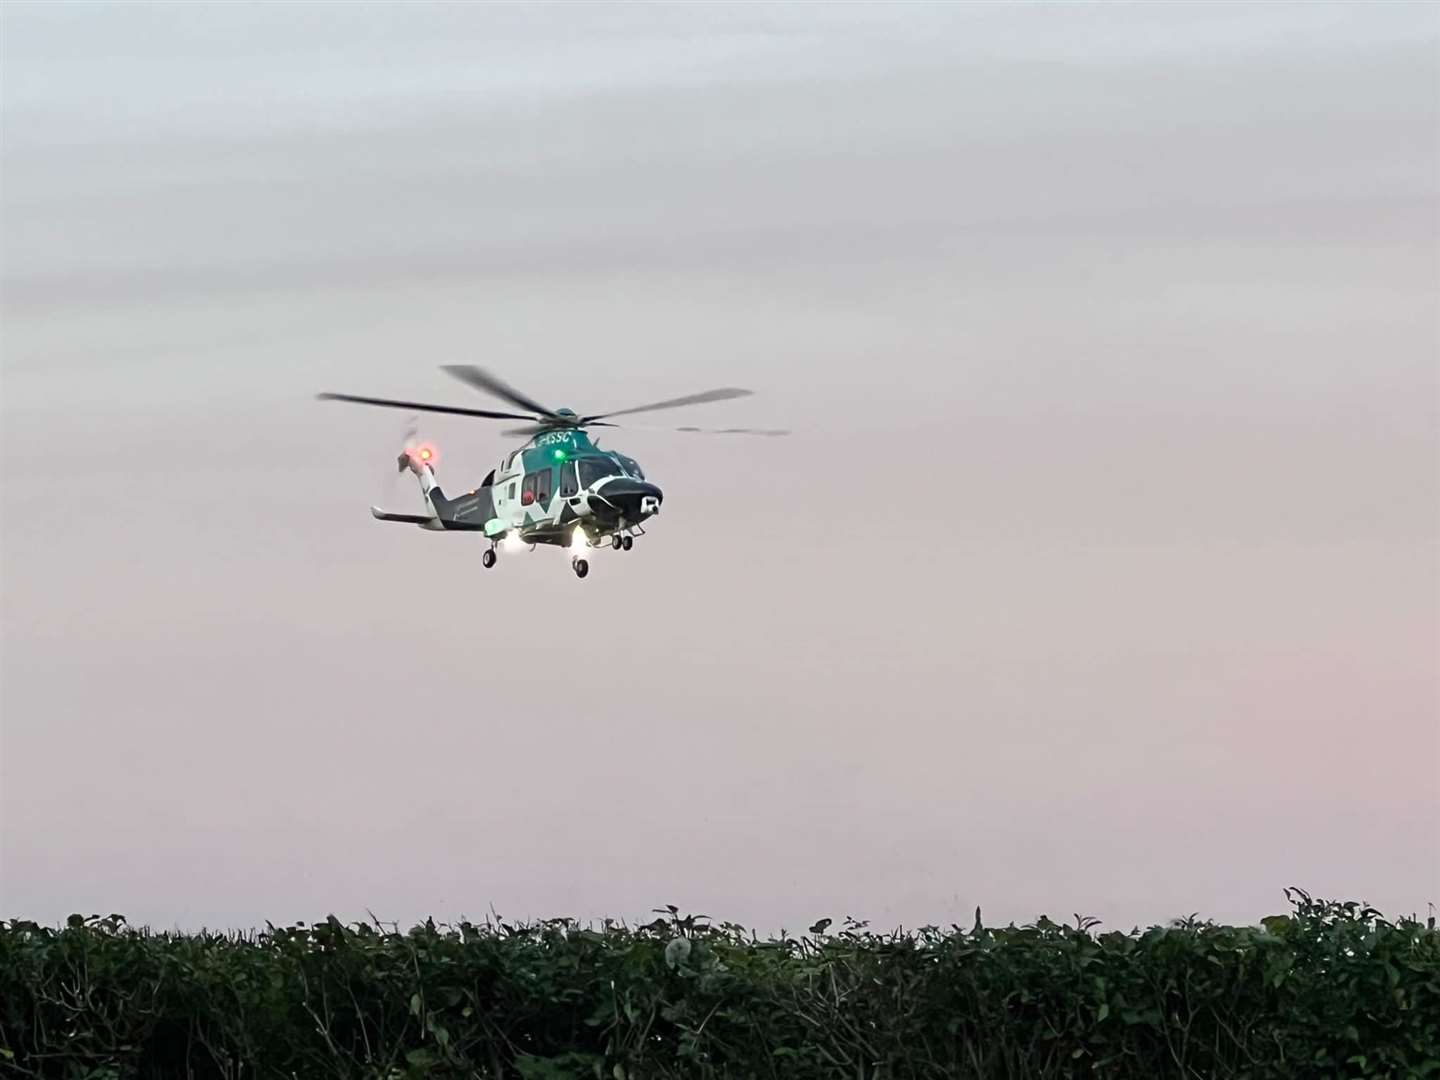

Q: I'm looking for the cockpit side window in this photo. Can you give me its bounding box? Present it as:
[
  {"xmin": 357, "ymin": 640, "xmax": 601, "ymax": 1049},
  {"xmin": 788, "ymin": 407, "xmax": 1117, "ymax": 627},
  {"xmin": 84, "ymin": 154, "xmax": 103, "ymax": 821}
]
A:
[
  {"xmin": 559, "ymin": 462, "xmax": 579, "ymax": 498},
  {"xmin": 578, "ymin": 457, "xmax": 623, "ymax": 488}
]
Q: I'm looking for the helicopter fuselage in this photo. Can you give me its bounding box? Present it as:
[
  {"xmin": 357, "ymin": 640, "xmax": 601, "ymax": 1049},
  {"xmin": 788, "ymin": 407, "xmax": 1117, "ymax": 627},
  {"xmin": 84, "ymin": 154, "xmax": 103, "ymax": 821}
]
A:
[{"xmin": 388, "ymin": 428, "xmax": 662, "ymax": 549}]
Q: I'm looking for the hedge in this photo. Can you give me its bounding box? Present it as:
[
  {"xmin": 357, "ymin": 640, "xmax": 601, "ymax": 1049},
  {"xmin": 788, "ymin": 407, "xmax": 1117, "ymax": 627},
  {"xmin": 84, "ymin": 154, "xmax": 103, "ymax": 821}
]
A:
[{"xmin": 2, "ymin": 890, "xmax": 1435, "ymax": 1078}]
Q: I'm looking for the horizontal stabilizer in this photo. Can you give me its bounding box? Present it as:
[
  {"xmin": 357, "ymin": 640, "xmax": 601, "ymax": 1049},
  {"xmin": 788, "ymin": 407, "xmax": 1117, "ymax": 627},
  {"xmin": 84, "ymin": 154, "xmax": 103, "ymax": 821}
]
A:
[{"xmin": 370, "ymin": 507, "xmax": 433, "ymax": 525}]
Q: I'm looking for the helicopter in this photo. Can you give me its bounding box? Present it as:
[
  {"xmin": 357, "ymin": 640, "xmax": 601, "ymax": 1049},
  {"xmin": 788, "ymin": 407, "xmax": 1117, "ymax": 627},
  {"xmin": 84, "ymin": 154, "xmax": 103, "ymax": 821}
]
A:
[{"xmin": 318, "ymin": 365, "xmax": 786, "ymax": 578}]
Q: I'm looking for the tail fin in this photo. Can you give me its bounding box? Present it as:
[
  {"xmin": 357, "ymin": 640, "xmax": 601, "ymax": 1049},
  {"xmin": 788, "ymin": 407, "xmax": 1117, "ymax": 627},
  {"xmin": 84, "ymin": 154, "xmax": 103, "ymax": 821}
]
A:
[
  {"xmin": 394, "ymin": 445, "xmax": 492, "ymax": 531},
  {"xmin": 398, "ymin": 448, "xmax": 450, "ymax": 517}
]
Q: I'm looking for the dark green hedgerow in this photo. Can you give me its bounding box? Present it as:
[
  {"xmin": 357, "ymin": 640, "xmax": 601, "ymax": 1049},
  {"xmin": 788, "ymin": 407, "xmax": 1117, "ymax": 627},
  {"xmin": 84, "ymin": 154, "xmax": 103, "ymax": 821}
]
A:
[{"xmin": 1, "ymin": 890, "xmax": 1436, "ymax": 1079}]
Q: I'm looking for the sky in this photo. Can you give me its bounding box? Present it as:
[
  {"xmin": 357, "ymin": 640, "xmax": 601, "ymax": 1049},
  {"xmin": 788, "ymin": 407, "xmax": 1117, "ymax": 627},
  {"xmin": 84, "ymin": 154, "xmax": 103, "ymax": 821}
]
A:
[{"xmin": 1, "ymin": 2, "xmax": 1436, "ymax": 934}]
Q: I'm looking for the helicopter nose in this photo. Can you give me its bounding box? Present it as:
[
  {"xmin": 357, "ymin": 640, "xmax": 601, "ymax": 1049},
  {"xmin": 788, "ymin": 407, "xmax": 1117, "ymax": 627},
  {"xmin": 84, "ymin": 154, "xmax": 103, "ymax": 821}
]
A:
[{"xmin": 594, "ymin": 479, "xmax": 663, "ymax": 520}]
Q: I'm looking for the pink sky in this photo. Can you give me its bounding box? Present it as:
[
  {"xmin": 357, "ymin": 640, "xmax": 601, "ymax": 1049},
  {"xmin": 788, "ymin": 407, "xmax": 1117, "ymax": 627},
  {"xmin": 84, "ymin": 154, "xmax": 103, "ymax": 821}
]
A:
[{"xmin": 2, "ymin": 2, "xmax": 1436, "ymax": 932}]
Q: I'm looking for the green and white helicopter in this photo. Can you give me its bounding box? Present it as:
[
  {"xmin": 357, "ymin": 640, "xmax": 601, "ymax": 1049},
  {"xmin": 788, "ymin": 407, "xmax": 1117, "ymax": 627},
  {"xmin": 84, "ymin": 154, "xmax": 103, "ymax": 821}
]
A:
[{"xmin": 319, "ymin": 365, "xmax": 785, "ymax": 578}]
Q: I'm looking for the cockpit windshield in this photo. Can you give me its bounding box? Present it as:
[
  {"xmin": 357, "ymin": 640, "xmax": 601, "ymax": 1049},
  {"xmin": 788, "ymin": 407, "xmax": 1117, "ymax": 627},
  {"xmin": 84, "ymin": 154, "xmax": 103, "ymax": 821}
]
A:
[
  {"xmin": 617, "ymin": 456, "xmax": 644, "ymax": 480},
  {"xmin": 578, "ymin": 457, "xmax": 624, "ymax": 488}
]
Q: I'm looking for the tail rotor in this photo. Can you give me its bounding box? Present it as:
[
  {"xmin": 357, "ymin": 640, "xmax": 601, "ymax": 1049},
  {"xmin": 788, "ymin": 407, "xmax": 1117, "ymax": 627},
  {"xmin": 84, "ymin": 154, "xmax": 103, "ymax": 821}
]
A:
[
  {"xmin": 397, "ymin": 440, "xmax": 440, "ymax": 475},
  {"xmin": 395, "ymin": 421, "xmax": 418, "ymax": 473},
  {"xmin": 393, "ymin": 417, "xmax": 440, "ymax": 477}
]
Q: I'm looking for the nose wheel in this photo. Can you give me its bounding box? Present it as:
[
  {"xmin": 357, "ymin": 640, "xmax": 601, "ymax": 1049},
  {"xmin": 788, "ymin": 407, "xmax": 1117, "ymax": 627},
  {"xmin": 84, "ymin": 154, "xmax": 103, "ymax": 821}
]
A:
[{"xmin": 611, "ymin": 533, "xmax": 635, "ymax": 551}]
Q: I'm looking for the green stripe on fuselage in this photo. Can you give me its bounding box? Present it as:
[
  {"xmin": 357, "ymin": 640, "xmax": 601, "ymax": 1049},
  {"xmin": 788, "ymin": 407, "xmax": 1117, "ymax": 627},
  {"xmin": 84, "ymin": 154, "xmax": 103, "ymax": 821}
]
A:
[{"xmin": 519, "ymin": 428, "xmax": 594, "ymax": 473}]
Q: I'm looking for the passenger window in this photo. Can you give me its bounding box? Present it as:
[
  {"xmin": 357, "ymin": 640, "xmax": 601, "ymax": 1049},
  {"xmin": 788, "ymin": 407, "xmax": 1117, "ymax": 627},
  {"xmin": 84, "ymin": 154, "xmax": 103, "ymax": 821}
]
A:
[
  {"xmin": 533, "ymin": 467, "xmax": 553, "ymax": 505},
  {"xmin": 559, "ymin": 462, "xmax": 579, "ymax": 498},
  {"xmin": 508, "ymin": 482, "xmax": 516, "ymax": 500}
]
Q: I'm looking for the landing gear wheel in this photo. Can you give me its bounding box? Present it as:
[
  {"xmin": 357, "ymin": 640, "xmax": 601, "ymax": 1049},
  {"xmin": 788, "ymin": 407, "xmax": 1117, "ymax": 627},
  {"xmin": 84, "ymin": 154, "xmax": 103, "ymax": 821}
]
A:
[
  {"xmin": 481, "ymin": 548, "xmax": 497, "ymax": 569},
  {"xmin": 611, "ymin": 534, "xmax": 623, "ymax": 550},
  {"xmin": 621, "ymin": 535, "xmax": 634, "ymax": 551},
  {"xmin": 572, "ymin": 558, "xmax": 589, "ymax": 579}
]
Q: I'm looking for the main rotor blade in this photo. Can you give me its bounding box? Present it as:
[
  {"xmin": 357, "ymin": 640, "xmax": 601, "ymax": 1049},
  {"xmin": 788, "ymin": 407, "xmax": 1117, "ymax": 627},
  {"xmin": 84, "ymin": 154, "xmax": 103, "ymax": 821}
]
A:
[
  {"xmin": 604, "ymin": 421, "xmax": 787, "ymax": 436},
  {"xmin": 674, "ymin": 425, "xmax": 789, "ymax": 436},
  {"xmin": 500, "ymin": 423, "xmax": 551, "ymax": 438},
  {"xmin": 441, "ymin": 365, "xmax": 559, "ymax": 420},
  {"xmin": 582, "ymin": 387, "xmax": 752, "ymax": 423},
  {"xmin": 317, "ymin": 392, "xmax": 533, "ymax": 421}
]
